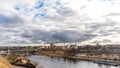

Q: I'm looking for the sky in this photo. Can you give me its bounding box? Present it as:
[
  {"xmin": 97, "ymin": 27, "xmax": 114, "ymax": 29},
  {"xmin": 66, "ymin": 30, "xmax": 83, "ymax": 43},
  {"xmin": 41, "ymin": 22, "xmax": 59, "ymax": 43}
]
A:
[{"xmin": 0, "ymin": 0, "xmax": 120, "ymax": 45}]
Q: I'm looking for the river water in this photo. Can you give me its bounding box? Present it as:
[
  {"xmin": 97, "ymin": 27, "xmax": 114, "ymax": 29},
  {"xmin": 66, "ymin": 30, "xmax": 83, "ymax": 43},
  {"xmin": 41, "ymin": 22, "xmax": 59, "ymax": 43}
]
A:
[{"xmin": 28, "ymin": 55, "xmax": 120, "ymax": 68}]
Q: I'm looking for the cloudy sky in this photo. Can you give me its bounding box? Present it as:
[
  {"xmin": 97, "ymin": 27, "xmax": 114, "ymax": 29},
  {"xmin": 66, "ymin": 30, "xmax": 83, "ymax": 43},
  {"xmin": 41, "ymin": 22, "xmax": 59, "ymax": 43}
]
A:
[{"xmin": 0, "ymin": 0, "xmax": 120, "ymax": 45}]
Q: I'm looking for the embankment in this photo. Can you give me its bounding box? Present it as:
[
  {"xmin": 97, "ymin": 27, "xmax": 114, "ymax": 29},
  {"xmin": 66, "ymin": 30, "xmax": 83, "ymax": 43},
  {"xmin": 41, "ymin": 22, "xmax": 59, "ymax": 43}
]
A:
[
  {"xmin": 0, "ymin": 56, "xmax": 13, "ymax": 68},
  {"xmin": 34, "ymin": 51, "xmax": 120, "ymax": 63}
]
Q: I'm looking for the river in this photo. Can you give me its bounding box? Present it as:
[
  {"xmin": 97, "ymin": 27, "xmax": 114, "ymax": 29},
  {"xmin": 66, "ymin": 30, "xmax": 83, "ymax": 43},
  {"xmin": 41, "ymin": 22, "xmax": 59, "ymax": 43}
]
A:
[{"xmin": 28, "ymin": 55, "xmax": 120, "ymax": 68}]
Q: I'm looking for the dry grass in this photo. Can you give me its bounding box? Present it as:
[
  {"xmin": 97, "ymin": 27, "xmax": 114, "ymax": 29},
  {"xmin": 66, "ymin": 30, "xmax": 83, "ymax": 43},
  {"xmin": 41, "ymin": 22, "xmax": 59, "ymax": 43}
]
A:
[{"xmin": 0, "ymin": 56, "xmax": 13, "ymax": 68}]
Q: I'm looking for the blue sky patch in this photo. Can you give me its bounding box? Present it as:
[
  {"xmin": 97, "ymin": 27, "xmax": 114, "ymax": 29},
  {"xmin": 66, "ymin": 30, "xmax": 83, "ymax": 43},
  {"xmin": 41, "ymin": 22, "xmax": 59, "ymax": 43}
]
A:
[
  {"xmin": 56, "ymin": 1, "xmax": 61, "ymax": 6},
  {"xmin": 14, "ymin": 6, "xmax": 20, "ymax": 10},
  {"xmin": 34, "ymin": 13, "xmax": 46, "ymax": 19},
  {"xmin": 35, "ymin": 0, "xmax": 44, "ymax": 9}
]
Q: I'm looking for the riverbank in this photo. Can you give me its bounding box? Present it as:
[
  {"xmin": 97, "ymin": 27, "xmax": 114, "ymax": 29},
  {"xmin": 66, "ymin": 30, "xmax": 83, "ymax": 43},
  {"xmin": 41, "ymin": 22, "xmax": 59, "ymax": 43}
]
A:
[
  {"xmin": 5, "ymin": 55, "xmax": 41, "ymax": 68},
  {"xmin": 28, "ymin": 55, "xmax": 120, "ymax": 68},
  {"xmin": 0, "ymin": 56, "xmax": 13, "ymax": 68},
  {"xmin": 34, "ymin": 51, "xmax": 65, "ymax": 58},
  {"xmin": 34, "ymin": 51, "xmax": 120, "ymax": 66}
]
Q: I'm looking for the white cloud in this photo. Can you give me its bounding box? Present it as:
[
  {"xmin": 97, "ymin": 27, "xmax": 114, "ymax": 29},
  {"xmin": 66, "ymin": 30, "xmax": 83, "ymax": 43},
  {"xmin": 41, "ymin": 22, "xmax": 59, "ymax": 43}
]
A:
[{"xmin": 0, "ymin": 0, "xmax": 120, "ymax": 45}]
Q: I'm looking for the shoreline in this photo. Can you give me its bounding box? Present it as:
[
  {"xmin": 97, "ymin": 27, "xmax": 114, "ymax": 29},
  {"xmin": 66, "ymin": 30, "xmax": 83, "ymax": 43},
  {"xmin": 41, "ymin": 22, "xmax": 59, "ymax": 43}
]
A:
[
  {"xmin": 4, "ymin": 55, "xmax": 40, "ymax": 68},
  {"xmin": 3, "ymin": 51, "xmax": 120, "ymax": 67},
  {"xmin": 34, "ymin": 51, "xmax": 120, "ymax": 66}
]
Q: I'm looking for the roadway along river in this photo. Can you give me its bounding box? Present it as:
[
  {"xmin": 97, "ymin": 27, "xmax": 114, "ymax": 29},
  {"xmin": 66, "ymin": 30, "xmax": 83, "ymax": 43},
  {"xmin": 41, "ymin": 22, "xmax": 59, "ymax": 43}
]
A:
[{"xmin": 28, "ymin": 55, "xmax": 120, "ymax": 68}]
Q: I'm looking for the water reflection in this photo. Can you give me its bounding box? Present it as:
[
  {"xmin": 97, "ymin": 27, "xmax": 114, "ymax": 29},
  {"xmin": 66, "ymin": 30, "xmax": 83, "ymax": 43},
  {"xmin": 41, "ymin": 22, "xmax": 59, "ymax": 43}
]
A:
[{"xmin": 28, "ymin": 55, "xmax": 120, "ymax": 68}]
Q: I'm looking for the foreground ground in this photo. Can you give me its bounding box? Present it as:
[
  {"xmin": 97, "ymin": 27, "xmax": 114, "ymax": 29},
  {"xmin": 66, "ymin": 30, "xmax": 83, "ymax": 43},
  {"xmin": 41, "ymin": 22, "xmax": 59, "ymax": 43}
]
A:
[{"xmin": 0, "ymin": 56, "xmax": 13, "ymax": 68}]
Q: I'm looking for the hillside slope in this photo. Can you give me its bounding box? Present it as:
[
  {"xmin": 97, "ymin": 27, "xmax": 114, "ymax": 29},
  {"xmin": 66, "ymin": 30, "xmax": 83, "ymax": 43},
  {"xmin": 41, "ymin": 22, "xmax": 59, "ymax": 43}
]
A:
[{"xmin": 0, "ymin": 56, "xmax": 13, "ymax": 68}]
